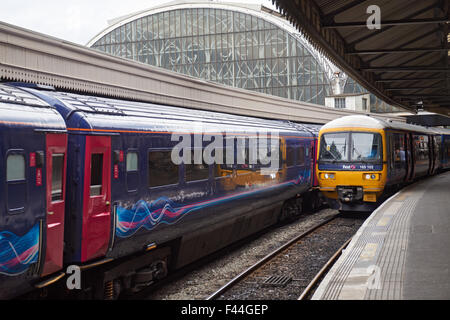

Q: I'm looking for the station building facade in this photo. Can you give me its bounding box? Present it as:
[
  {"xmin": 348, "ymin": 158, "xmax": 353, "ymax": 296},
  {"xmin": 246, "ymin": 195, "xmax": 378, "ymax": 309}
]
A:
[
  {"xmin": 88, "ymin": 1, "xmax": 336, "ymax": 106},
  {"xmin": 88, "ymin": 0, "xmax": 400, "ymax": 113}
]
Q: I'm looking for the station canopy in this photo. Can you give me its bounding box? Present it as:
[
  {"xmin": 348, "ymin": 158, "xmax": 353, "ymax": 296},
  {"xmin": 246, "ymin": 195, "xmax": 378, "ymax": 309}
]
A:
[{"xmin": 272, "ymin": 0, "xmax": 450, "ymax": 116}]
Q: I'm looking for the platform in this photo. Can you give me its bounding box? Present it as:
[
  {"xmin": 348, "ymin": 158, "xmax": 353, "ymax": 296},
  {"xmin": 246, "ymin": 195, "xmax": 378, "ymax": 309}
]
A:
[{"xmin": 312, "ymin": 171, "xmax": 450, "ymax": 300}]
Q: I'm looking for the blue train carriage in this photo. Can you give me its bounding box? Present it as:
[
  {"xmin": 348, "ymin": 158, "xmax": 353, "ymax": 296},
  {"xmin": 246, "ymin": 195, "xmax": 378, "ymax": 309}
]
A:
[
  {"xmin": 431, "ymin": 127, "xmax": 450, "ymax": 171},
  {"xmin": 317, "ymin": 115, "xmax": 443, "ymax": 212},
  {"xmin": 22, "ymin": 87, "xmax": 315, "ymax": 297},
  {"xmin": 0, "ymin": 84, "xmax": 68, "ymax": 299}
]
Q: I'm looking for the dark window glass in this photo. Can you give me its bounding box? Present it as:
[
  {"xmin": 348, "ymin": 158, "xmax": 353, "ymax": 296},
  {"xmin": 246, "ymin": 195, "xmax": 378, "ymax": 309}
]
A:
[
  {"xmin": 52, "ymin": 154, "xmax": 64, "ymax": 201},
  {"xmin": 148, "ymin": 151, "xmax": 179, "ymax": 187},
  {"xmin": 286, "ymin": 146, "xmax": 295, "ymax": 167},
  {"xmin": 186, "ymin": 150, "xmax": 209, "ymax": 181},
  {"xmin": 90, "ymin": 154, "xmax": 103, "ymax": 196},
  {"xmin": 297, "ymin": 146, "xmax": 305, "ymax": 165}
]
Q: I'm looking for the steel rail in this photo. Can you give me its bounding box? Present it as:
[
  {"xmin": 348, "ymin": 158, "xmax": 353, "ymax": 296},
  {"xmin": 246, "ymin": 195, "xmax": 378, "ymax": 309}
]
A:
[
  {"xmin": 206, "ymin": 215, "xmax": 338, "ymax": 300},
  {"xmin": 298, "ymin": 237, "xmax": 353, "ymax": 300}
]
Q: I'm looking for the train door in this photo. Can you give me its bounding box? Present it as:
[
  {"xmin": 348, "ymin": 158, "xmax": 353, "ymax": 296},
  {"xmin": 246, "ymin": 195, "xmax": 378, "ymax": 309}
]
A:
[
  {"xmin": 42, "ymin": 133, "xmax": 67, "ymax": 276},
  {"xmin": 405, "ymin": 133, "xmax": 414, "ymax": 182},
  {"xmin": 82, "ymin": 136, "xmax": 111, "ymax": 262}
]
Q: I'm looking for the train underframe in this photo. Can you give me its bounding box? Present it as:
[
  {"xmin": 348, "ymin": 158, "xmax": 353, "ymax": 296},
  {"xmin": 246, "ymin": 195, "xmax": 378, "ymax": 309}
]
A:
[{"xmin": 27, "ymin": 189, "xmax": 324, "ymax": 300}]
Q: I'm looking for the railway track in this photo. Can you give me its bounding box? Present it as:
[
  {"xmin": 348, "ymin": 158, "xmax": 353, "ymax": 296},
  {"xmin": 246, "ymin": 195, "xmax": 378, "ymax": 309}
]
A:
[{"xmin": 206, "ymin": 214, "xmax": 365, "ymax": 300}]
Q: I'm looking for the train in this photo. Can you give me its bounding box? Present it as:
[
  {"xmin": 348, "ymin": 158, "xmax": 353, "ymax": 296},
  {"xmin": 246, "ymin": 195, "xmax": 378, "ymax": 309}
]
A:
[
  {"xmin": 317, "ymin": 115, "xmax": 450, "ymax": 212},
  {"xmin": 0, "ymin": 83, "xmax": 323, "ymax": 299}
]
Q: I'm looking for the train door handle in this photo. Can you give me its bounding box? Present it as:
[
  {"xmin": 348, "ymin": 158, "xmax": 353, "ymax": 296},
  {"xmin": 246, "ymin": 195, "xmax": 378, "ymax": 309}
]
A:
[{"xmin": 48, "ymin": 211, "xmax": 54, "ymax": 216}]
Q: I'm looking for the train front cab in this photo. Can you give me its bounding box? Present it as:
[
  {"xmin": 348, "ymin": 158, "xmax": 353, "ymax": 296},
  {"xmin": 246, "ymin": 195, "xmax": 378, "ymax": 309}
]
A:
[
  {"xmin": 317, "ymin": 126, "xmax": 387, "ymax": 212},
  {"xmin": 317, "ymin": 116, "xmax": 441, "ymax": 212},
  {"xmin": 0, "ymin": 84, "xmax": 67, "ymax": 299}
]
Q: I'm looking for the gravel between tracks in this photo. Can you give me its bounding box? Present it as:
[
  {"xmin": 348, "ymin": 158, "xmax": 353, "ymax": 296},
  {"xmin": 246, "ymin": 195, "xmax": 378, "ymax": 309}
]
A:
[
  {"xmin": 146, "ymin": 208, "xmax": 359, "ymax": 300},
  {"xmin": 217, "ymin": 215, "xmax": 366, "ymax": 300}
]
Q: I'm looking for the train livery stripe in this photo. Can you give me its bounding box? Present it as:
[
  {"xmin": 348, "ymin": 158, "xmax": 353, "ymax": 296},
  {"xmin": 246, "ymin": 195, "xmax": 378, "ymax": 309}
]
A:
[
  {"xmin": 0, "ymin": 223, "xmax": 40, "ymax": 276},
  {"xmin": 116, "ymin": 172, "xmax": 310, "ymax": 238}
]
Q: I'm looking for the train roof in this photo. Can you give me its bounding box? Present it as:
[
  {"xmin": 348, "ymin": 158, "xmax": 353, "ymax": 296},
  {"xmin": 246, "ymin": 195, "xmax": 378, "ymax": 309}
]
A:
[
  {"xmin": 19, "ymin": 85, "xmax": 314, "ymax": 136},
  {"xmin": 320, "ymin": 115, "xmax": 434, "ymax": 135},
  {"xmin": 0, "ymin": 84, "xmax": 66, "ymax": 131}
]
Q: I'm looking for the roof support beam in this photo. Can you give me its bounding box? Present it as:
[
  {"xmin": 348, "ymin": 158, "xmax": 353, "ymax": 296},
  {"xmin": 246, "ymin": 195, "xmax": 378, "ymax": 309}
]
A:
[
  {"xmin": 323, "ymin": 18, "xmax": 449, "ymax": 28},
  {"xmin": 385, "ymin": 87, "xmax": 447, "ymax": 91},
  {"xmin": 365, "ymin": 27, "xmax": 441, "ymax": 64},
  {"xmin": 348, "ymin": 3, "xmax": 439, "ymax": 47},
  {"xmin": 321, "ymin": 0, "xmax": 369, "ymax": 24},
  {"xmin": 362, "ymin": 67, "xmax": 450, "ymax": 72},
  {"xmin": 347, "ymin": 47, "xmax": 448, "ymax": 55},
  {"xmin": 375, "ymin": 77, "xmax": 447, "ymax": 83}
]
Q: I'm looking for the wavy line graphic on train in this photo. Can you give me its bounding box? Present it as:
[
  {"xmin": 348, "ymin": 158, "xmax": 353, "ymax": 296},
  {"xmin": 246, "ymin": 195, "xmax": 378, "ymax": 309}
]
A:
[
  {"xmin": 116, "ymin": 173, "xmax": 309, "ymax": 238},
  {"xmin": 0, "ymin": 223, "xmax": 40, "ymax": 276}
]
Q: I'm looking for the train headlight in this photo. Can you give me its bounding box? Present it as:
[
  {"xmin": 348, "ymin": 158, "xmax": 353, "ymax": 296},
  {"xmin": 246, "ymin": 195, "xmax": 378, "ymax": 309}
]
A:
[
  {"xmin": 363, "ymin": 173, "xmax": 380, "ymax": 180},
  {"xmin": 322, "ymin": 173, "xmax": 335, "ymax": 180}
]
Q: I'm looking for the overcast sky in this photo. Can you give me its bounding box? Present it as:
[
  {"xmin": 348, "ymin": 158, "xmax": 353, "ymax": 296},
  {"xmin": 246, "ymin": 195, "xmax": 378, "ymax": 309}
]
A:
[{"xmin": 0, "ymin": 0, "xmax": 278, "ymax": 45}]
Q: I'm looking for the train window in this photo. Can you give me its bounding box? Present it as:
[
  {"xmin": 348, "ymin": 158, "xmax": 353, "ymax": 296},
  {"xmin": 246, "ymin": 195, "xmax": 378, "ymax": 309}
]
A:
[
  {"xmin": 90, "ymin": 154, "xmax": 103, "ymax": 196},
  {"xmin": 126, "ymin": 151, "xmax": 138, "ymax": 172},
  {"xmin": 319, "ymin": 133, "xmax": 348, "ymax": 161},
  {"xmin": 297, "ymin": 146, "xmax": 305, "ymax": 166},
  {"xmin": 148, "ymin": 150, "xmax": 179, "ymax": 187},
  {"xmin": 7, "ymin": 154, "xmax": 25, "ymax": 181},
  {"xmin": 351, "ymin": 133, "xmax": 382, "ymax": 162},
  {"xmin": 392, "ymin": 134, "xmax": 406, "ymax": 168},
  {"xmin": 413, "ymin": 135, "xmax": 429, "ymax": 162},
  {"xmin": 51, "ymin": 154, "xmax": 64, "ymax": 201},
  {"xmin": 186, "ymin": 150, "xmax": 209, "ymax": 182},
  {"xmin": 6, "ymin": 152, "xmax": 27, "ymax": 214},
  {"xmin": 286, "ymin": 146, "xmax": 295, "ymax": 167}
]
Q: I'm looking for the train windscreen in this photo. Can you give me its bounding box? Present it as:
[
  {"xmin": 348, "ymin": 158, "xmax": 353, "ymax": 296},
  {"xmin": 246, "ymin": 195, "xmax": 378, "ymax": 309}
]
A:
[
  {"xmin": 319, "ymin": 132, "xmax": 382, "ymax": 163},
  {"xmin": 319, "ymin": 133, "xmax": 348, "ymax": 161}
]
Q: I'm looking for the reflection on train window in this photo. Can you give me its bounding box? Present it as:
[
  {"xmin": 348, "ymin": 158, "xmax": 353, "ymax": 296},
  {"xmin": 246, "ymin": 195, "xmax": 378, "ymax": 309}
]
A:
[
  {"xmin": 6, "ymin": 152, "xmax": 27, "ymax": 213},
  {"xmin": 258, "ymin": 139, "xmax": 282, "ymax": 170},
  {"xmin": 351, "ymin": 133, "xmax": 382, "ymax": 162},
  {"xmin": 7, "ymin": 154, "xmax": 25, "ymax": 181},
  {"xmin": 392, "ymin": 133, "xmax": 406, "ymax": 169},
  {"xmin": 186, "ymin": 150, "xmax": 209, "ymax": 182},
  {"xmin": 319, "ymin": 133, "xmax": 348, "ymax": 161},
  {"xmin": 413, "ymin": 135, "xmax": 429, "ymax": 162},
  {"xmin": 297, "ymin": 146, "xmax": 305, "ymax": 165},
  {"xmin": 90, "ymin": 153, "xmax": 103, "ymax": 196},
  {"xmin": 286, "ymin": 146, "xmax": 295, "ymax": 167},
  {"xmin": 148, "ymin": 150, "xmax": 179, "ymax": 187},
  {"xmin": 52, "ymin": 154, "xmax": 64, "ymax": 201},
  {"xmin": 127, "ymin": 151, "xmax": 138, "ymax": 172}
]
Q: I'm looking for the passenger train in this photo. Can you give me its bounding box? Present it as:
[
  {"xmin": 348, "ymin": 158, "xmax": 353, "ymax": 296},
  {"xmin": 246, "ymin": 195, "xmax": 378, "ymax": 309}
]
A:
[
  {"xmin": 317, "ymin": 115, "xmax": 450, "ymax": 212},
  {"xmin": 0, "ymin": 83, "xmax": 322, "ymax": 299}
]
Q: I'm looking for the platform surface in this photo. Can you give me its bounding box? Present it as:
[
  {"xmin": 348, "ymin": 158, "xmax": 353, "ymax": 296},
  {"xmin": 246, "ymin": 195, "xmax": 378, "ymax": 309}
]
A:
[{"xmin": 312, "ymin": 171, "xmax": 450, "ymax": 300}]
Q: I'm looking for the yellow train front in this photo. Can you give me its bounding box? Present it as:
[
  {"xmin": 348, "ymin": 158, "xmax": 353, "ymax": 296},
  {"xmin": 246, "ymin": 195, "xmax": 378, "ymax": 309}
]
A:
[{"xmin": 316, "ymin": 115, "xmax": 441, "ymax": 212}]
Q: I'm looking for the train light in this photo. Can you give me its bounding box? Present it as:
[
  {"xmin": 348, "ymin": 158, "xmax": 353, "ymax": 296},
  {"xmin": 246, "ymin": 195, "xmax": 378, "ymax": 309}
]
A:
[
  {"xmin": 363, "ymin": 173, "xmax": 380, "ymax": 180},
  {"xmin": 322, "ymin": 173, "xmax": 335, "ymax": 180}
]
